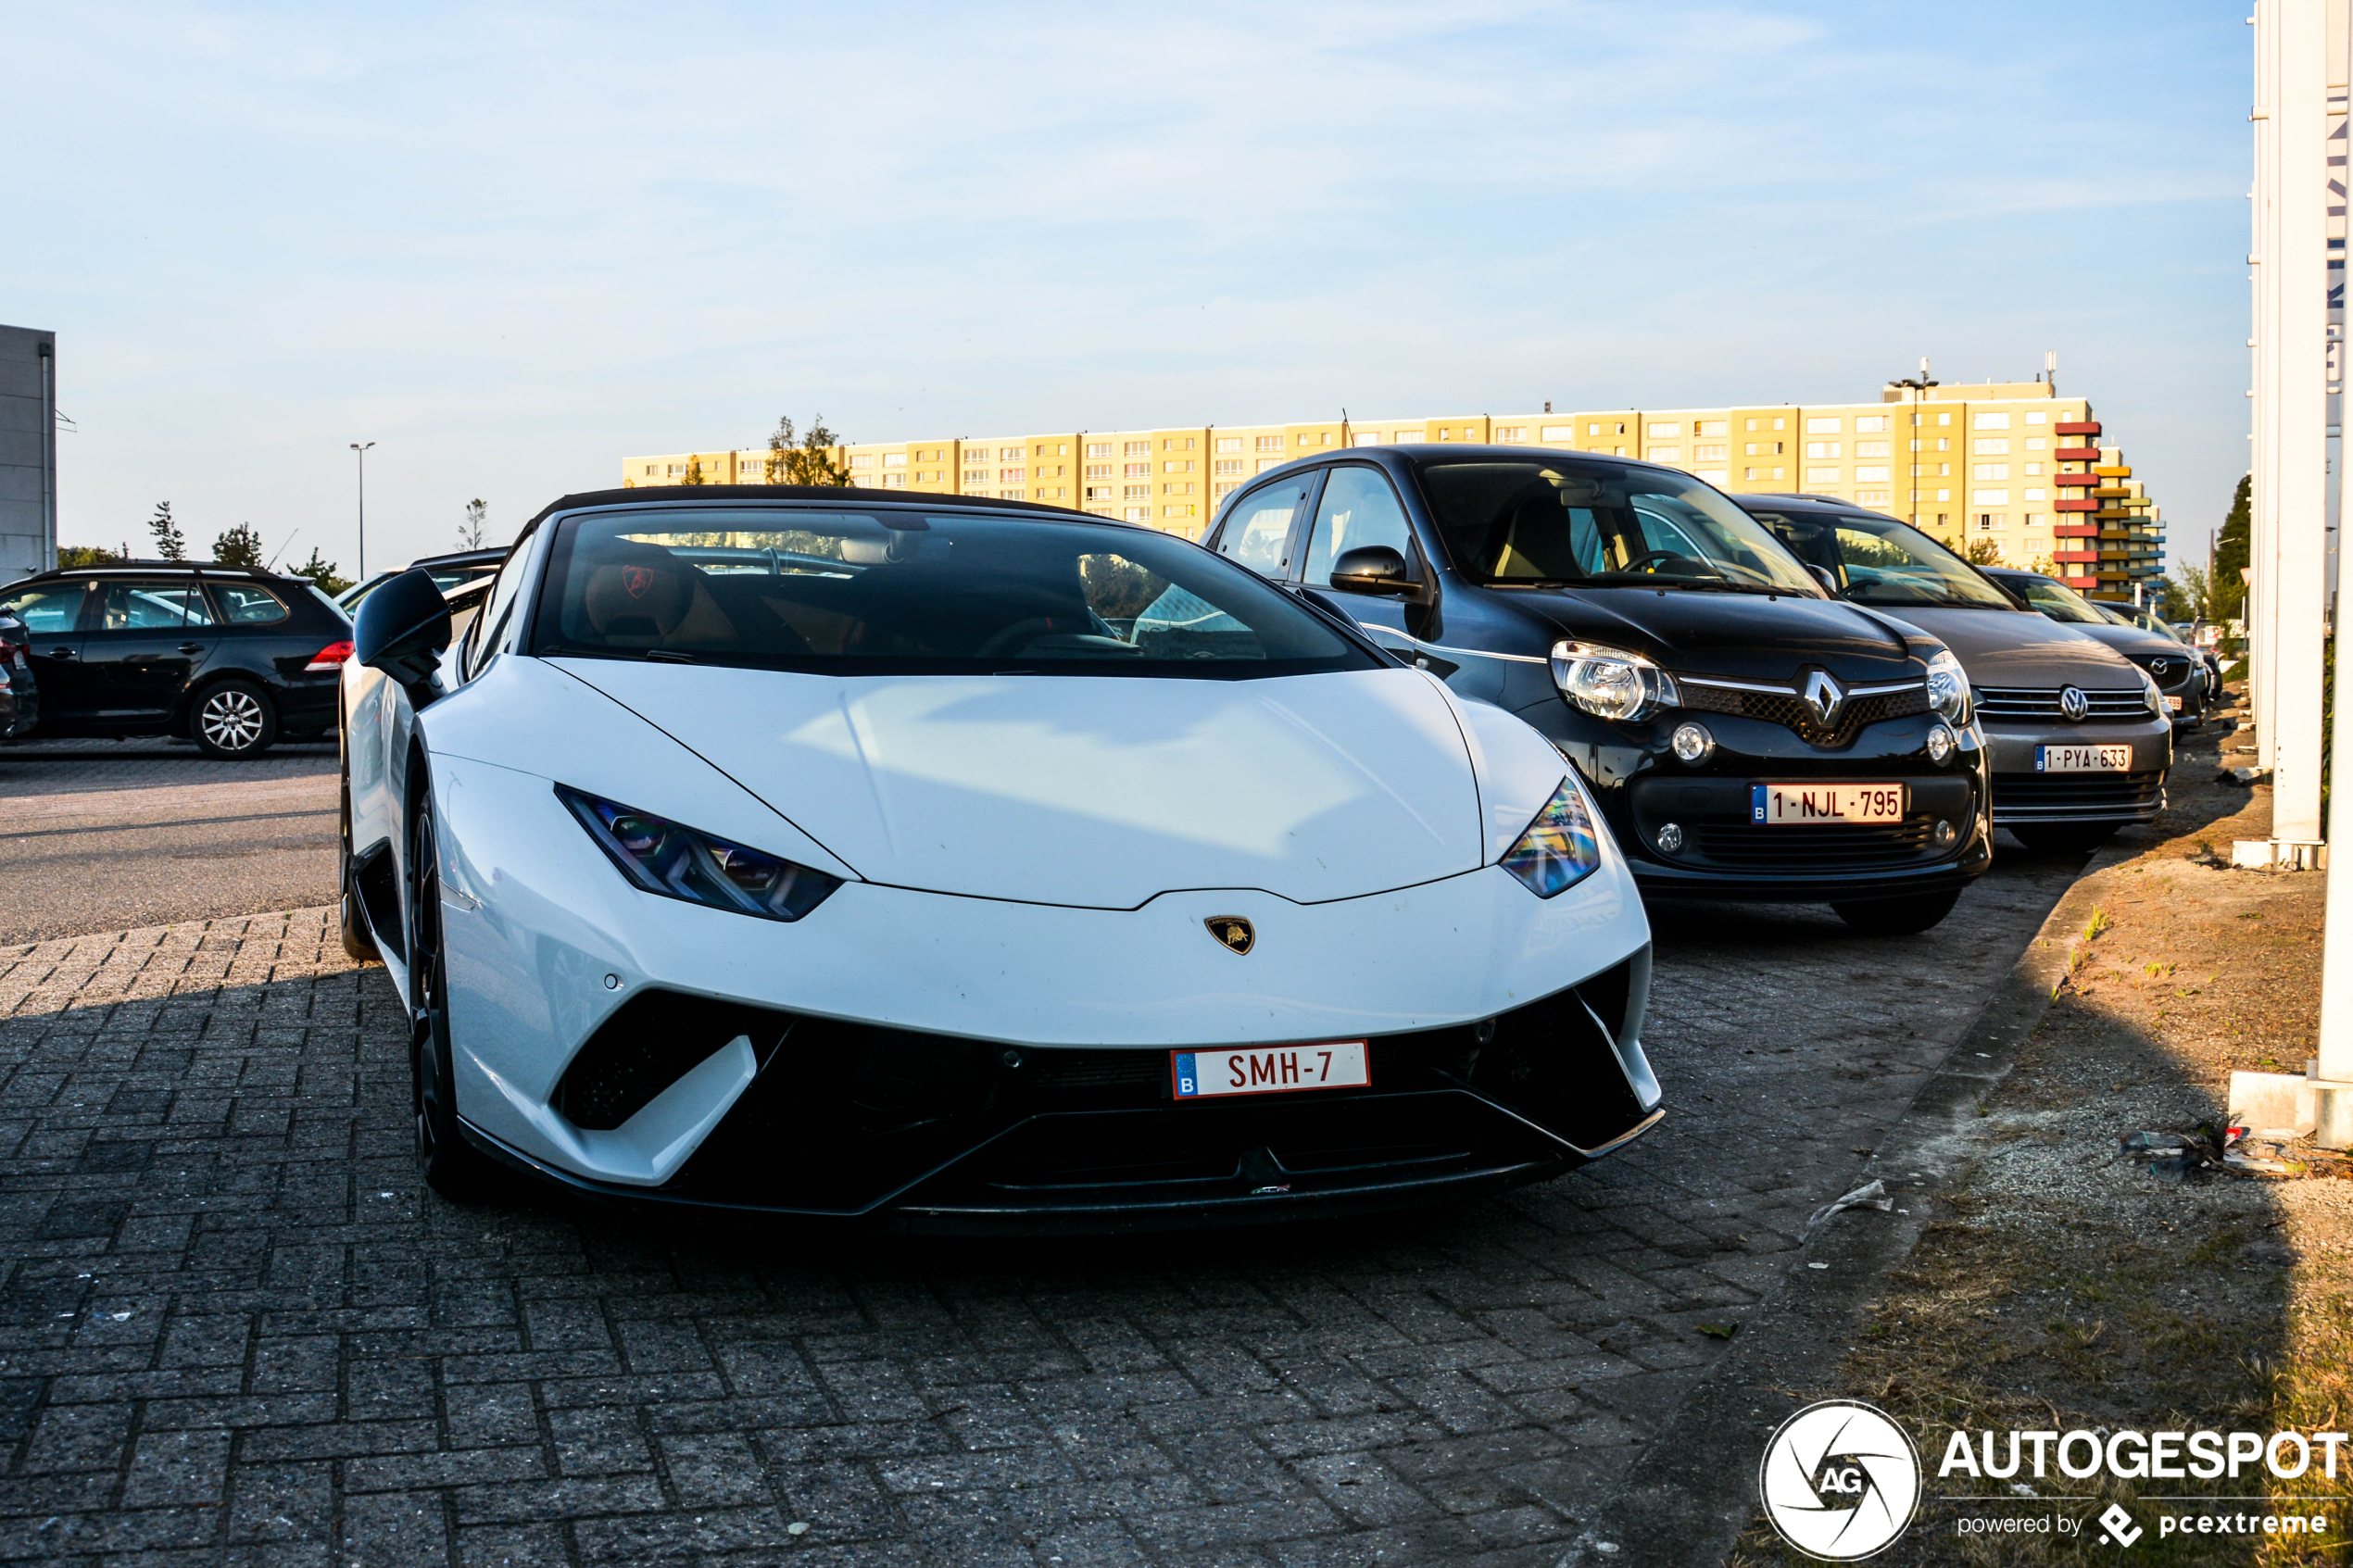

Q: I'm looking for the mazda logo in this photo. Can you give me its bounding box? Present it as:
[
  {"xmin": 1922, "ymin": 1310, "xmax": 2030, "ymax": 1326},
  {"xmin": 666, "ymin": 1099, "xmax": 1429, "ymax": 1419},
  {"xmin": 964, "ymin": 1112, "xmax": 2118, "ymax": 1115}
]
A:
[
  {"xmin": 2151, "ymin": 659, "xmax": 2170, "ymax": 674},
  {"xmin": 1802, "ymin": 669, "xmax": 1846, "ymax": 724},
  {"xmin": 2058, "ymin": 685, "xmax": 2089, "ymax": 721}
]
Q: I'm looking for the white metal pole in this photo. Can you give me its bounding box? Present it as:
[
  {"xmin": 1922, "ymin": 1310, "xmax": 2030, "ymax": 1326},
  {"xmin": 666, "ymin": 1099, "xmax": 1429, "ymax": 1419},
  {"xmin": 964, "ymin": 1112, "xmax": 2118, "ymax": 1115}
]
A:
[{"xmin": 2256, "ymin": 2, "xmax": 2281, "ymax": 770}]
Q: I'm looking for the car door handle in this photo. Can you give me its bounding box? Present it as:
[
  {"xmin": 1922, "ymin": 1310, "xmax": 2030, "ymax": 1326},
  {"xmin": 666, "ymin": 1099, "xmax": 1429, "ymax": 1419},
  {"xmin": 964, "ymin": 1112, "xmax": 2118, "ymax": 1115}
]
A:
[
  {"xmin": 178, "ymin": 643, "xmax": 206, "ymax": 655},
  {"xmin": 43, "ymin": 647, "xmax": 72, "ymax": 659}
]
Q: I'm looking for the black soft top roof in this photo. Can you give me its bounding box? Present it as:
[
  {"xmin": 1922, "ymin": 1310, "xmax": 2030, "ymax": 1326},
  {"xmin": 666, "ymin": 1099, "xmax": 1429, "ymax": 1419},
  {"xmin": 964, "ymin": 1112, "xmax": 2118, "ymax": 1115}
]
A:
[{"xmin": 523, "ymin": 484, "xmax": 1107, "ymax": 533}]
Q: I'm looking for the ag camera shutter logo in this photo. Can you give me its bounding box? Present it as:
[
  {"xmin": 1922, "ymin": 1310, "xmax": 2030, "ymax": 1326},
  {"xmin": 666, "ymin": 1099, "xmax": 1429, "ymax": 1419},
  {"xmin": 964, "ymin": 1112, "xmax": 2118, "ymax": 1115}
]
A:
[{"xmin": 1759, "ymin": 1400, "xmax": 1922, "ymax": 1560}]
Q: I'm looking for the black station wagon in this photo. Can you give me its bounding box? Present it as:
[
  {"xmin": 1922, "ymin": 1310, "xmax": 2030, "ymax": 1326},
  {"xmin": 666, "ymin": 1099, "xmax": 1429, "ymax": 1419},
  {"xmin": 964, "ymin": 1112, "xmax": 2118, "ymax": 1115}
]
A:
[
  {"xmin": 1203, "ymin": 445, "xmax": 1992, "ymax": 934},
  {"xmin": 0, "ymin": 561, "xmax": 353, "ymax": 758}
]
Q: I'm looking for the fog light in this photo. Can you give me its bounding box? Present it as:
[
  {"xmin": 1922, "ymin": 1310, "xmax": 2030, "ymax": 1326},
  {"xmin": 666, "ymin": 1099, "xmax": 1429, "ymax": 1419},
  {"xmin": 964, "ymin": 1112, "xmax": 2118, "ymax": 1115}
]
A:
[
  {"xmin": 1932, "ymin": 819, "xmax": 1957, "ymax": 849},
  {"xmin": 1926, "ymin": 723, "xmax": 1956, "ymax": 764},
  {"xmin": 1670, "ymin": 722, "xmax": 1714, "ymax": 764},
  {"xmin": 1657, "ymin": 822, "xmax": 1685, "ymax": 853}
]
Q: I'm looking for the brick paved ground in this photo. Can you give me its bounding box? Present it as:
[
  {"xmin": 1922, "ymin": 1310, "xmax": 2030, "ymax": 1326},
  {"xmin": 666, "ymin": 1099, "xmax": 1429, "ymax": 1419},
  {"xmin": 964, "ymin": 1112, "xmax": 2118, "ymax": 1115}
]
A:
[{"xmin": 0, "ymin": 859, "xmax": 2078, "ymax": 1566}]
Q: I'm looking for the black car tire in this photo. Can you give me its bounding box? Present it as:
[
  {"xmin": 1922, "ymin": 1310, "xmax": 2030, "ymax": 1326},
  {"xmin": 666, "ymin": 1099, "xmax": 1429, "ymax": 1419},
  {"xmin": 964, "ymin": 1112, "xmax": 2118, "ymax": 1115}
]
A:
[
  {"xmin": 1830, "ymin": 888, "xmax": 1961, "ymax": 935},
  {"xmin": 337, "ymin": 765, "xmax": 378, "ymax": 964},
  {"xmin": 192, "ymin": 677, "xmax": 279, "ymax": 759},
  {"xmin": 2008, "ymin": 822, "xmax": 2120, "ymax": 855},
  {"xmin": 409, "ymin": 786, "xmax": 502, "ymax": 1202}
]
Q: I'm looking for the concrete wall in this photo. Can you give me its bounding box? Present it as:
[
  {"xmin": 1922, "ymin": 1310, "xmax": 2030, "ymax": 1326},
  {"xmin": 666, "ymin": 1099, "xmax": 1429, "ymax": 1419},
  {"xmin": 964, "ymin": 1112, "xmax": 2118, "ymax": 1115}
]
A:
[{"xmin": 0, "ymin": 326, "xmax": 56, "ymax": 584}]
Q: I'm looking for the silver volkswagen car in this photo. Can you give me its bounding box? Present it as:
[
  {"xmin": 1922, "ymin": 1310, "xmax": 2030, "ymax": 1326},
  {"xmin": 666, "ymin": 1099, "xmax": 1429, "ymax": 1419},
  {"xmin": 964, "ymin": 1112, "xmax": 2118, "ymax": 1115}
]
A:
[{"xmin": 1743, "ymin": 496, "xmax": 2171, "ymax": 854}]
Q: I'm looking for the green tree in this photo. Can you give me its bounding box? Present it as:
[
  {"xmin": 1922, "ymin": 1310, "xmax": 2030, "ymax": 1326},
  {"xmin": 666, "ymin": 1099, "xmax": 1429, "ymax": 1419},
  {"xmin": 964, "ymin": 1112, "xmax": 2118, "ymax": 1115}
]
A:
[
  {"xmin": 212, "ymin": 522, "xmax": 264, "ymax": 568},
  {"xmin": 765, "ymin": 415, "xmax": 853, "ymax": 486},
  {"xmin": 460, "ymin": 498, "xmax": 488, "ymax": 549},
  {"xmin": 290, "ymin": 547, "xmax": 353, "ymax": 596},
  {"xmin": 2158, "ymin": 565, "xmax": 2208, "ymax": 624},
  {"xmin": 681, "ymin": 458, "xmax": 708, "ymax": 486},
  {"xmin": 57, "ymin": 545, "xmax": 123, "ymax": 569},
  {"xmin": 148, "ymin": 501, "xmax": 185, "ymax": 561},
  {"xmin": 1964, "ymin": 536, "xmax": 2004, "ymax": 566},
  {"xmin": 2213, "ymin": 472, "xmax": 2251, "ymax": 621}
]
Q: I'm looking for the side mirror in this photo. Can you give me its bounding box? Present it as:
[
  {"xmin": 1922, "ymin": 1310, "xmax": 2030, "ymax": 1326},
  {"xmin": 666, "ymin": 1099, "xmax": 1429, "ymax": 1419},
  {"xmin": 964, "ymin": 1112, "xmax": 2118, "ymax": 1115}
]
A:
[
  {"xmin": 1806, "ymin": 564, "xmax": 1840, "ymax": 596},
  {"xmin": 354, "ymin": 568, "xmax": 452, "ymax": 691},
  {"xmin": 1329, "ymin": 545, "xmax": 1417, "ymax": 598}
]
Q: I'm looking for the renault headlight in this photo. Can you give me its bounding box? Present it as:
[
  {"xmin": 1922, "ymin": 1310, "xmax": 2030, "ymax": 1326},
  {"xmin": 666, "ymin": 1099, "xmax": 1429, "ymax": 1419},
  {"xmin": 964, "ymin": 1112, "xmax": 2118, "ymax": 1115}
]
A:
[
  {"xmin": 1499, "ymin": 777, "xmax": 1604, "ymax": 898},
  {"xmin": 1925, "ymin": 647, "xmax": 1970, "ymax": 724},
  {"xmin": 1550, "ymin": 641, "xmax": 1680, "ymax": 722},
  {"xmin": 559, "ymin": 784, "xmax": 842, "ymax": 922}
]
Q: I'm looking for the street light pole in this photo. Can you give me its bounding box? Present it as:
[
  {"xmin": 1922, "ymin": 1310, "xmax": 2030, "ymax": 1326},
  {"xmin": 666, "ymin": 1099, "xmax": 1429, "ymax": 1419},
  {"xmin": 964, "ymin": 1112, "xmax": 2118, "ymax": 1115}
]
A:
[
  {"xmin": 349, "ymin": 442, "xmax": 374, "ymax": 581},
  {"xmin": 1890, "ymin": 358, "xmax": 1937, "ymax": 537}
]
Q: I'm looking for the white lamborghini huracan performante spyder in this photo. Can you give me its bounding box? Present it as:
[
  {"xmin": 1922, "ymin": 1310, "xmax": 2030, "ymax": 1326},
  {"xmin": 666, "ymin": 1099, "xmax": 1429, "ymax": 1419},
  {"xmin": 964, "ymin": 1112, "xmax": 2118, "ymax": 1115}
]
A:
[{"xmin": 340, "ymin": 486, "xmax": 1663, "ymax": 1229}]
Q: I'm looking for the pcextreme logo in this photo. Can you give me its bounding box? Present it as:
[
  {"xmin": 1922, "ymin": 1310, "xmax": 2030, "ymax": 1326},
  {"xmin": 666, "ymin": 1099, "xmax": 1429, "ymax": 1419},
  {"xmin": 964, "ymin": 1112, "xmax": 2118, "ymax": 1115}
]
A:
[{"xmin": 1758, "ymin": 1400, "xmax": 1923, "ymax": 1561}]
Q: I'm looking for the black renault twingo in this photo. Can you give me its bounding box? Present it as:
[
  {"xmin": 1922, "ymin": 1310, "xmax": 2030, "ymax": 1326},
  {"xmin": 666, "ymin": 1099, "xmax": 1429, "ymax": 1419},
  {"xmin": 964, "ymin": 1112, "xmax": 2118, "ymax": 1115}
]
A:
[{"xmin": 1202, "ymin": 446, "xmax": 1990, "ymax": 933}]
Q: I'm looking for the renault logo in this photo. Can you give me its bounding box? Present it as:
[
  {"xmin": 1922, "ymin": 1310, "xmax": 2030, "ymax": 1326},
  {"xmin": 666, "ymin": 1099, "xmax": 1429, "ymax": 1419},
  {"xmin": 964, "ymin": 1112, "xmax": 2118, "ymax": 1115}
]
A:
[
  {"xmin": 1801, "ymin": 669, "xmax": 1846, "ymax": 725},
  {"xmin": 2058, "ymin": 685, "xmax": 2089, "ymax": 721},
  {"xmin": 1204, "ymin": 916, "xmax": 1254, "ymax": 955}
]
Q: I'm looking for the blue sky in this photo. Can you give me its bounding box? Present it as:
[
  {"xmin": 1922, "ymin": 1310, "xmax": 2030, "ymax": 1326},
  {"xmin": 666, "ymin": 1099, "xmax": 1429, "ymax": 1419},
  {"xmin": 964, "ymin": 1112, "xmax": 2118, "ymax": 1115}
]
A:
[{"xmin": 3, "ymin": 2, "xmax": 2246, "ymax": 576}]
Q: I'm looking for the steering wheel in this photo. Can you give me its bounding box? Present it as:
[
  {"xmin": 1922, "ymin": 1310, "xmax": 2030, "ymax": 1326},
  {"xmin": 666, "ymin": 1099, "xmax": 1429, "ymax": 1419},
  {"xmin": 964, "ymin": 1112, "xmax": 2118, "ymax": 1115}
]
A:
[
  {"xmin": 975, "ymin": 617, "xmax": 1060, "ymax": 657},
  {"xmin": 1619, "ymin": 549, "xmax": 1690, "ymax": 573}
]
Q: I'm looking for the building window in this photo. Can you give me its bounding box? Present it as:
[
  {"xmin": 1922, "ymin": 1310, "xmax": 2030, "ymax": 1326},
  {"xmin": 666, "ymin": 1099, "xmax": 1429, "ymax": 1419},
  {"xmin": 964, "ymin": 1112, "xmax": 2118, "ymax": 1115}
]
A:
[
  {"xmin": 1855, "ymin": 466, "xmax": 1890, "ymax": 482},
  {"xmin": 1972, "ymin": 465, "xmax": 2009, "ymax": 482},
  {"xmin": 1589, "ymin": 422, "xmax": 1604, "ymax": 435},
  {"xmin": 1436, "ymin": 428, "xmax": 1451, "ymax": 441},
  {"xmin": 1000, "ymin": 488, "xmax": 1024, "ymax": 500},
  {"xmin": 1937, "ymin": 488, "xmax": 1951, "ymax": 501},
  {"xmin": 1743, "ymin": 467, "xmax": 1759, "ymax": 481},
  {"xmin": 1495, "ymin": 426, "xmax": 1526, "ymax": 442},
  {"xmin": 1696, "ymin": 420, "xmax": 1727, "ymax": 437},
  {"xmin": 1214, "ymin": 458, "xmax": 1243, "ymax": 476},
  {"xmin": 1805, "ymin": 442, "xmax": 1840, "ymax": 459},
  {"xmin": 1214, "ymin": 436, "xmax": 1240, "ymax": 453},
  {"xmin": 1692, "ymin": 444, "xmax": 1727, "ymax": 461},
  {"xmin": 1806, "ymin": 417, "xmax": 1841, "ymax": 434},
  {"xmin": 1744, "ymin": 418, "xmax": 1759, "ymax": 432},
  {"xmin": 1164, "ymin": 459, "xmax": 1193, "ymax": 473},
  {"xmin": 881, "ymin": 472, "xmax": 906, "ymax": 487},
  {"xmin": 1973, "ymin": 438, "xmax": 2010, "ymax": 456},
  {"xmin": 1123, "ymin": 484, "xmax": 1148, "ymax": 500},
  {"xmin": 1804, "ymin": 466, "xmax": 1840, "ymax": 483},
  {"xmin": 1086, "ymin": 442, "xmax": 1113, "ymax": 458},
  {"xmin": 1856, "ymin": 489, "xmax": 1892, "ymax": 506},
  {"xmin": 2026, "ymin": 410, "xmax": 2047, "ymax": 424},
  {"xmin": 1351, "ymin": 432, "xmax": 1383, "ymax": 445},
  {"xmin": 1855, "ymin": 416, "xmax": 1890, "ymax": 434},
  {"xmin": 849, "ymin": 454, "xmax": 872, "ymax": 469},
  {"xmin": 2024, "ymin": 463, "xmax": 2044, "ymax": 477},
  {"xmin": 997, "ymin": 446, "xmax": 1020, "ymax": 460},
  {"xmin": 2024, "ymin": 488, "xmax": 2047, "ymax": 502},
  {"xmin": 1974, "ymin": 412, "xmax": 2012, "ymax": 430},
  {"xmin": 1124, "ymin": 441, "xmax": 1149, "ymax": 457},
  {"xmin": 1649, "ymin": 446, "xmax": 1681, "ymax": 464},
  {"xmin": 1972, "ymin": 489, "xmax": 2010, "ymax": 506},
  {"xmin": 1391, "ymin": 431, "xmax": 1422, "ymax": 443},
  {"xmin": 1649, "ymin": 422, "xmax": 1683, "ymax": 440},
  {"xmin": 1123, "ymin": 506, "xmax": 1151, "ymax": 521},
  {"xmin": 1000, "ymin": 468, "xmax": 1026, "ymax": 482},
  {"xmin": 644, "ymin": 464, "xmax": 659, "ymax": 476},
  {"xmin": 963, "ymin": 469, "xmax": 989, "ymax": 485},
  {"xmin": 1214, "ymin": 480, "xmax": 1240, "ymax": 498},
  {"xmin": 1938, "ymin": 412, "xmax": 1952, "ymax": 425},
  {"xmin": 1085, "ymin": 464, "xmax": 1112, "ymax": 480},
  {"xmin": 1254, "ymin": 436, "xmax": 1283, "ymax": 452},
  {"xmin": 1123, "ymin": 462, "xmax": 1147, "ymax": 478},
  {"xmin": 1854, "ymin": 441, "xmax": 1890, "ymax": 458}
]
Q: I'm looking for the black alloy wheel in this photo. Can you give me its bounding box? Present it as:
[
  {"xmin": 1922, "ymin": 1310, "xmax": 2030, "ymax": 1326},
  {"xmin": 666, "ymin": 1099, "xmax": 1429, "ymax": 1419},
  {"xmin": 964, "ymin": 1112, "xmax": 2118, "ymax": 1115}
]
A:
[
  {"xmin": 2008, "ymin": 822, "xmax": 2121, "ymax": 856},
  {"xmin": 1830, "ymin": 887, "xmax": 1962, "ymax": 936},
  {"xmin": 408, "ymin": 786, "xmax": 501, "ymax": 1201},
  {"xmin": 192, "ymin": 676, "xmax": 278, "ymax": 759}
]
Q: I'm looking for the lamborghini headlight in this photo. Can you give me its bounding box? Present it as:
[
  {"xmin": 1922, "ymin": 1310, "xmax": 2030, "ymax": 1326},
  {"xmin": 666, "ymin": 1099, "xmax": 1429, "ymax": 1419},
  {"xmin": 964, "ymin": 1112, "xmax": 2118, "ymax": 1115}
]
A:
[
  {"xmin": 558, "ymin": 784, "xmax": 842, "ymax": 922},
  {"xmin": 1550, "ymin": 641, "xmax": 1680, "ymax": 722},
  {"xmin": 1499, "ymin": 777, "xmax": 1604, "ymax": 898},
  {"xmin": 1925, "ymin": 647, "xmax": 1970, "ymax": 724}
]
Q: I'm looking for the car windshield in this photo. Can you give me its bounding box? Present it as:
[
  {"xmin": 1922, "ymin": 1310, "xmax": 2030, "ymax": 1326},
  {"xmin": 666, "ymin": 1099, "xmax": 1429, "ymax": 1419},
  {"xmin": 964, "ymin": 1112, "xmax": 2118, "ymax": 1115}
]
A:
[
  {"xmin": 1748, "ymin": 508, "xmax": 2018, "ymax": 608},
  {"xmin": 1416, "ymin": 458, "xmax": 1820, "ymax": 595},
  {"xmin": 2005, "ymin": 573, "xmax": 2108, "ymax": 624},
  {"xmin": 531, "ymin": 507, "xmax": 1378, "ymax": 678}
]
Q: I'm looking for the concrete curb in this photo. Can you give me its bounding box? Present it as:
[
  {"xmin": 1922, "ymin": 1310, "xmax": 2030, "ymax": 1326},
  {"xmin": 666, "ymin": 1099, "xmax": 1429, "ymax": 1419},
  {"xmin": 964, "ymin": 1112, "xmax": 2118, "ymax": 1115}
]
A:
[{"xmin": 1554, "ymin": 847, "xmax": 2132, "ymax": 1566}]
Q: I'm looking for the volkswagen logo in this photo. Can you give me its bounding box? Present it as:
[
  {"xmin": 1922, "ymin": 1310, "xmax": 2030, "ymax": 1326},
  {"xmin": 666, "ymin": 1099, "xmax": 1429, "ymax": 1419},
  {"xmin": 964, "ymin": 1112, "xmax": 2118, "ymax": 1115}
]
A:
[
  {"xmin": 2058, "ymin": 685, "xmax": 2089, "ymax": 721},
  {"xmin": 1203, "ymin": 916, "xmax": 1254, "ymax": 954},
  {"xmin": 1802, "ymin": 669, "xmax": 1847, "ymax": 725}
]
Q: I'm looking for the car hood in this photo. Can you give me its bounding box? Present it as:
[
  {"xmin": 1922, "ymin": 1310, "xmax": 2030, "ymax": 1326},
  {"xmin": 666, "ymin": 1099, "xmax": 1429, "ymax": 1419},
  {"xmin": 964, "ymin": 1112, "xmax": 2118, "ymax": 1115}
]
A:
[
  {"xmin": 1871, "ymin": 605, "xmax": 2143, "ymax": 686},
  {"xmin": 551, "ymin": 660, "xmax": 1488, "ymax": 909},
  {"xmin": 1518, "ymin": 587, "xmax": 1926, "ymax": 683},
  {"xmin": 2064, "ymin": 621, "xmax": 2190, "ymax": 660}
]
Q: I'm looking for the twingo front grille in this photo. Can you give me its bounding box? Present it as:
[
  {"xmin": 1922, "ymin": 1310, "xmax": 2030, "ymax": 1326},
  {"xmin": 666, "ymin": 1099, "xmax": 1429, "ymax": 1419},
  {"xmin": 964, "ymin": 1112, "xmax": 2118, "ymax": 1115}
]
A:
[
  {"xmin": 1973, "ymin": 686, "xmax": 2150, "ymax": 721},
  {"xmin": 1689, "ymin": 815, "xmax": 1942, "ymax": 871},
  {"xmin": 1677, "ymin": 679, "xmax": 1931, "ymax": 748}
]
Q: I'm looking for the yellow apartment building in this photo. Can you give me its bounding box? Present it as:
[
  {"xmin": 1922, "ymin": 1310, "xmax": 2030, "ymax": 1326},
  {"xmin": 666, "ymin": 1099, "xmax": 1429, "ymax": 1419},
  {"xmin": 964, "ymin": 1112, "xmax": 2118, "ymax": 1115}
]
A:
[{"xmin": 623, "ymin": 380, "xmax": 2164, "ymax": 600}]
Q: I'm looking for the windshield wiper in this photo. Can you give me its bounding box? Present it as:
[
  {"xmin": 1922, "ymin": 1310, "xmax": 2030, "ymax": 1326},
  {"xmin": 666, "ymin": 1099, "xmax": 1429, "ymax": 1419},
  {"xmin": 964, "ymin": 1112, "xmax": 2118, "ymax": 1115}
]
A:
[{"xmin": 644, "ymin": 649, "xmax": 697, "ymax": 663}]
